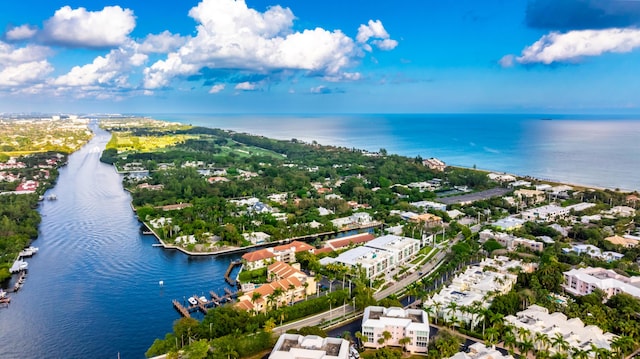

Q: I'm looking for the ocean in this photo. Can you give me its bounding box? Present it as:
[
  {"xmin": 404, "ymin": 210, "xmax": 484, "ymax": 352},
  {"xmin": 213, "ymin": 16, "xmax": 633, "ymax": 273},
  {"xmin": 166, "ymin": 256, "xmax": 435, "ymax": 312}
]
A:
[{"xmin": 153, "ymin": 114, "xmax": 640, "ymax": 192}]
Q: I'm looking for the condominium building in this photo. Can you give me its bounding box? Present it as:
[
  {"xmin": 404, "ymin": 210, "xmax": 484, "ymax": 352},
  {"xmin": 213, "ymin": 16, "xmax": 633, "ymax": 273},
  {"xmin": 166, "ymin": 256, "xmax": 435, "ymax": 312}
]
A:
[
  {"xmin": 563, "ymin": 267, "xmax": 640, "ymax": 299},
  {"xmin": 361, "ymin": 306, "xmax": 430, "ymax": 353},
  {"xmin": 319, "ymin": 235, "xmax": 421, "ymax": 280},
  {"xmin": 424, "ymin": 256, "xmax": 521, "ymax": 327},
  {"xmin": 504, "ymin": 305, "xmax": 616, "ymax": 355},
  {"xmin": 270, "ymin": 334, "xmax": 350, "ymax": 359}
]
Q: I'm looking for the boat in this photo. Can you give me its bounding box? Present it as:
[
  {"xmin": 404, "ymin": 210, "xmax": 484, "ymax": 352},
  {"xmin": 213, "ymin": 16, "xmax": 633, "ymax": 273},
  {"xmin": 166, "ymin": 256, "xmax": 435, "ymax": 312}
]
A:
[
  {"xmin": 0, "ymin": 288, "xmax": 7, "ymax": 299},
  {"xmin": 9, "ymin": 260, "xmax": 28, "ymax": 273},
  {"xmin": 199, "ymin": 296, "xmax": 207, "ymax": 303},
  {"xmin": 0, "ymin": 296, "xmax": 11, "ymax": 305},
  {"xmin": 188, "ymin": 297, "xmax": 198, "ymax": 306},
  {"xmin": 19, "ymin": 246, "xmax": 38, "ymax": 257},
  {"xmin": 46, "ymin": 194, "xmax": 57, "ymax": 200}
]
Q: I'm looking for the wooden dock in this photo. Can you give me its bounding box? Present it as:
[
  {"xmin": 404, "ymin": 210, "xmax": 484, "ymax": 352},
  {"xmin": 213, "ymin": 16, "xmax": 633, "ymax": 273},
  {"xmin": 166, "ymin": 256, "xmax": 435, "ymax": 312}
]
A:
[
  {"xmin": 173, "ymin": 299, "xmax": 191, "ymax": 318},
  {"xmin": 224, "ymin": 260, "xmax": 242, "ymax": 286}
]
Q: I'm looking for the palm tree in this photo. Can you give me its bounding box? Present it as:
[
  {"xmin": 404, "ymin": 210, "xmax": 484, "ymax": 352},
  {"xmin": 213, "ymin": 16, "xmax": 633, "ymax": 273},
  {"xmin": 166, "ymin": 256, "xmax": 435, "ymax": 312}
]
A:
[
  {"xmin": 485, "ymin": 327, "xmax": 499, "ymax": 347},
  {"xmin": 571, "ymin": 347, "xmax": 591, "ymax": 359},
  {"xmin": 382, "ymin": 330, "xmax": 392, "ymax": 347},
  {"xmin": 288, "ymin": 284, "xmax": 296, "ymax": 304},
  {"xmin": 518, "ymin": 338, "xmax": 535, "ymax": 358},
  {"xmin": 534, "ymin": 332, "xmax": 550, "ymax": 352},
  {"xmin": 551, "ymin": 333, "xmax": 569, "ymax": 355},
  {"xmin": 503, "ymin": 330, "xmax": 517, "ymax": 356},
  {"xmin": 272, "ymin": 288, "xmax": 285, "ymax": 309},
  {"xmin": 399, "ymin": 337, "xmax": 411, "ymax": 352},
  {"xmin": 251, "ymin": 291, "xmax": 262, "ymax": 313},
  {"xmin": 423, "ymin": 305, "xmax": 435, "ymax": 325},
  {"xmin": 611, "ymin": 335, "xmax": 635, "ymax": 359},
  {"xmin": 447, "ymin": 301, "xmax": 459, "ymax": 325}
]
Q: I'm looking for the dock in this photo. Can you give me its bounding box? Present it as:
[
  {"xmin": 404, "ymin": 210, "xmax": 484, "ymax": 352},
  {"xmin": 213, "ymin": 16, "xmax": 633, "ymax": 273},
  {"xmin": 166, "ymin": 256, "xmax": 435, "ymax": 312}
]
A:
[
  {"xmin": 172, "ymin": 289, "xmax": 238, "ymax": 317},
  {"xmin": 173, "ymin": 300, "xmax": 191, "ymax": 318},
  {"xmin": 224, "ymin": 260, "xmax": 242, "ymax": 286}
]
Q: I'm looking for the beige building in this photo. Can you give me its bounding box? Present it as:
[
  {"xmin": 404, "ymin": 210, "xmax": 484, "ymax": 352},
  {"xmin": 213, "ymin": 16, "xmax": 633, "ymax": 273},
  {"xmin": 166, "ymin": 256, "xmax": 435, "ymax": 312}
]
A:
[
  {"xmin": 362, "ymin": 306, "xmax": 430, "ymax": 353},
  {"xmin": 236, "ymin": 261, "xmax": 316, "ymax": 313}
]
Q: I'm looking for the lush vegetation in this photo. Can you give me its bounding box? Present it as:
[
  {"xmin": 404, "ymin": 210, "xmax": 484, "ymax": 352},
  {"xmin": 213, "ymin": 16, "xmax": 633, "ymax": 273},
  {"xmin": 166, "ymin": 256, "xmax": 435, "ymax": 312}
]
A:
[{"xmin": 0, "ymin": 118, "xmax": 92, "ymax": 156}]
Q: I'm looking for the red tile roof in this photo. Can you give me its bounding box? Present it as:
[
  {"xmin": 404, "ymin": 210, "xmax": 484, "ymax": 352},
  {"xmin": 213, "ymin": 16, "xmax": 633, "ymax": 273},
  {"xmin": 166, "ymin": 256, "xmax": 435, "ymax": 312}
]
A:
[
  {"xmin": 242, "ymin": 249, "xmax": 275, "ymax": 262},
  {"xmin": 327, "ymin": 233, "xmax": 375, "ymax": 250},
  {"xmin": 268, "ymin": 261, "xmax": 304, "ymax": 279},
  {"xmin": 273, "ymin": 240, "xmax": 314, "ymax": 253}
]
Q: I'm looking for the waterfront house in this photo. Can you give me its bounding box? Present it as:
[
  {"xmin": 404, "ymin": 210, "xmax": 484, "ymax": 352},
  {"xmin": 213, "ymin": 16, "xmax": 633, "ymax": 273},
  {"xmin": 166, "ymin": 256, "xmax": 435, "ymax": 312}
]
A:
[
  {"xmin": 241, "ymin": 241, "xmax": 315, "ymax": 270},
  {"xmin": 605, "ymin": 235, "xmax": 639, "ymax": 248}
]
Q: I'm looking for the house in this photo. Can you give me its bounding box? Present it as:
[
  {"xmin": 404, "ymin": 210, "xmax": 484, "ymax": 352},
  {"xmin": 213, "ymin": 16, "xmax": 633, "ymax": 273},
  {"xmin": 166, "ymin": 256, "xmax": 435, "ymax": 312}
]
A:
[
  {"xmin": 491, "ymin": 217, "xmax": 525, "ymax": 231},
  {"xmin": 242, "ymin": 231, "xmax": 271, "ymax": 245},
  {"xmin": 269, "ymin": 334, "xmax": 349, "ymax": 359},
  {"xmin": 241, "ymin": 241, "xmax": 315, "ymax": 270},
  {"xmin": 136, "ymin": 183, "xmax": 164, "ymax": 191},
  {"xmin": 563, "ymin": 267, "xmax": 640, "ymax": 299},
  {"xmin": 487, "ymin": 173, "xmax": 517, "ymax": 183},
  {"xmin": 422, "ymin": 157, "xmax": 446, "ymax": 172},
  {"xmin": 410, "ymin": 200, "xmax": 447, "ymax": 212},
  {"xmin": 605, "ymin": 235, "xmax": 639, "ymax": 248},
  {"xmin": 562, "ymin": 244, "xmax": 623, "ymax": 262},
  {"xmin": 514, "ymin": 189, "xmax": 546, "ymax": 205},
  {"xmin": 362, "ymin": 306, "xmax": 430, "ymax": 353},
  {"xmin": 606, "ymin": 206, "xmax": 636, "ymax": 217},
  {"xmin": 409, "ymin": 213, "xmax": 443, "ymax": 228}
]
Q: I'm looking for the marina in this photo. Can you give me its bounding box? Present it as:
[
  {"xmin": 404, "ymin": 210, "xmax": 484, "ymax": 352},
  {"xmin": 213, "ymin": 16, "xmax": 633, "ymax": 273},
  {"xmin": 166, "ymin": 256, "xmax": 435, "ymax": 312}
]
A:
[{"xmin": 172, "ymin": 289, "xmax": 238, "ymax": 318}]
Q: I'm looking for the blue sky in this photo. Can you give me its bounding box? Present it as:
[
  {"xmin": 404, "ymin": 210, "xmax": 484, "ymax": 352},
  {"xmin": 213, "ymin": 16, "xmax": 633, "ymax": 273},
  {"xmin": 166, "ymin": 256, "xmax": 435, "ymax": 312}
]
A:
[{"xmin": 2, "ymin": 0, "xmax": 640, "ymax": 114}]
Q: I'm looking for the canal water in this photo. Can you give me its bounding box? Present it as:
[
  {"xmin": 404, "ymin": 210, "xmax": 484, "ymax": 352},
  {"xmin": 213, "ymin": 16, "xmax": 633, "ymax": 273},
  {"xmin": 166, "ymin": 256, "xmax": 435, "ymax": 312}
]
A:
[{"xmin": 0, "ymin": 122, "xmax": 238, "ymax": 359}]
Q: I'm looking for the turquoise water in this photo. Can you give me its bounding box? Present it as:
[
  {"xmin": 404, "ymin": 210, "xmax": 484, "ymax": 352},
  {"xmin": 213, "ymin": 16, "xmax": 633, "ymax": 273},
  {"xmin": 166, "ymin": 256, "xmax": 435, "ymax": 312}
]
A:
[{"xmin": 154, "ymin": 114, "xmax": 640, "ymax": 191}]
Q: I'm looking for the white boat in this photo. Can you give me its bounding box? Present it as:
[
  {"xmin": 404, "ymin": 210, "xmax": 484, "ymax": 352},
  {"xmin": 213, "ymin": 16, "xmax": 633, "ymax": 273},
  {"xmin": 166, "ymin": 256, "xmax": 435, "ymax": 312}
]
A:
[
  {"xmin": 188, "ymin": 297, "xmax": 198, "ymax": 306},
  {"xmin": 46, "ymin": 194, "xmax": 57, "ymax": 200},
  {"xmin": 199, "ymin": 296, "xmax": 207, "ymax": 303},
  {"xmin": 19, "ymin": 247, "xmax": 38, "ymax": 257}
]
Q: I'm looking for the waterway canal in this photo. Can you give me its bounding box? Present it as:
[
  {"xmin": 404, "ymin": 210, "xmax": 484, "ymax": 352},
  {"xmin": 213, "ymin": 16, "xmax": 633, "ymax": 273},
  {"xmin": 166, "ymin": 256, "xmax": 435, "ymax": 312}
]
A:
[{"xmin": 0, "ymin": 122, "xmax": 238, "ymax": 358}]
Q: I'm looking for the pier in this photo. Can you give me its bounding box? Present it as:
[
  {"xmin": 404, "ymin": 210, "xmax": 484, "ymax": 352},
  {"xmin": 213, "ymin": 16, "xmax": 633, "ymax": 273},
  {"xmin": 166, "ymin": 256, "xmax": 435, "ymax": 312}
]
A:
[
  {"xmin": 172, "ymin": 289, "xmax": 238, "ymax": 317},
  {"xmin": 224, "ymin": 260, "xmax": 242, "ymax": 286}
]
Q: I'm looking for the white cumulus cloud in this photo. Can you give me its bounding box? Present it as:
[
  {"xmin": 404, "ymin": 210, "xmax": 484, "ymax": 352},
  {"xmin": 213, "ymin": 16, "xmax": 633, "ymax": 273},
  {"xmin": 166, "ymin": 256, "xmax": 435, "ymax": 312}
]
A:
[
  {"xmin": 54, "ymin": 45, "xmax": 145, "ymax": 87},
  {"xmin": 41, "ymin": 6, "xmax": 136, "ymax": 48},
  {"xmin": 143, "ymin": 0, "xmax": 390, "ymax": 89},
  {"xmin": 235, "ymin": 82, "xmax": 258, "ymax": 91},
  {"xmin": 0, "ymin": 60, "xmax": 53, "ymax": 86},
  {"xmin": 0, "ymin": 41, "xmax": 53, "ymax": 87},
  {"xmin": 356, "ymin": 19, "xmax": 397, "ymax": 51},
  {"xmin": 138, "ymin": 31, "xmax": 188, "ymax": 54},
  {"xmin": 503, "ymin": 28, "xmax": 640, "ymax": 66},
  {"xmin": 209, "ymin": 84, "xmax": 225, "ymax": 93},
  {"xmin": 5, "ymin": 25, "xmax": 38, "ymax": 41}
]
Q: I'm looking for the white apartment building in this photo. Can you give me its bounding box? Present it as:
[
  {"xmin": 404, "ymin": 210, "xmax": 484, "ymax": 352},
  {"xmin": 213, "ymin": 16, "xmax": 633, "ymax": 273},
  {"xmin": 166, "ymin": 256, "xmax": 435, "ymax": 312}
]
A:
[
  {"xmin": 365, "ymin": 235, "xmax": 421, "ymax": 267},
  {"xmin": 320, "ymin": 235, "xmax": 421, "ymax": 280},
  {"xmin": 361, "ymin": 306, "xmax": 430, "ymax": 353},
  {"xmin": 320, "ymin": 246, "xmax": 393, "ymax": 279},
  {"xmin": 563, "ymin": 267, "xmax": 640, "ymax": 299},
  {"xmin": 504, "ymin": 305, "xmax": 616, "ymax": 355},
  {"xmin": 270, "ymin": 334, "xmax": 349, "ymax": 359},
  {"xmin": 521, "ymin": 203, "xmax": 596, "ymax": 222}
]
